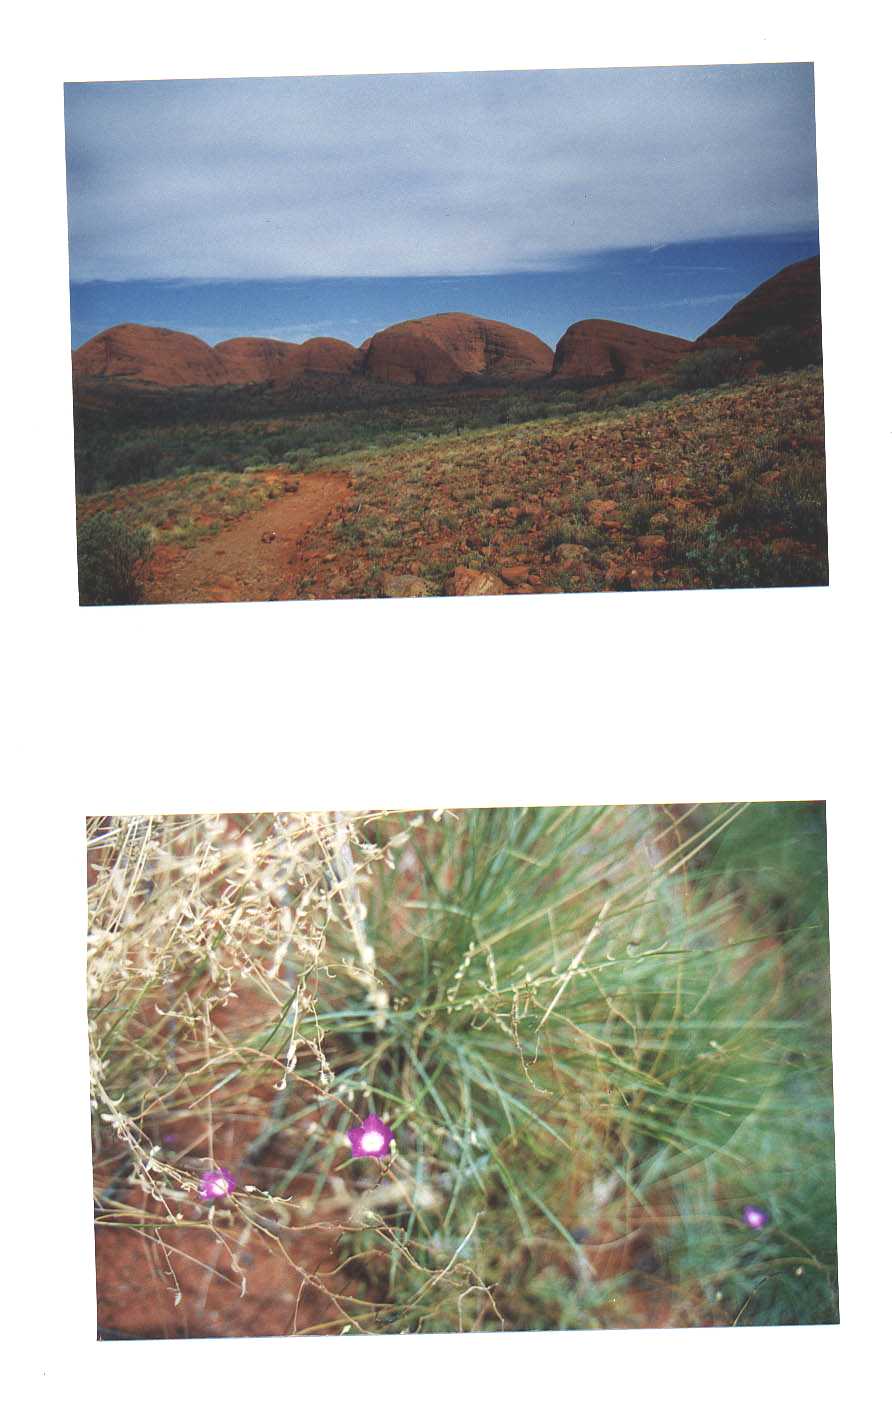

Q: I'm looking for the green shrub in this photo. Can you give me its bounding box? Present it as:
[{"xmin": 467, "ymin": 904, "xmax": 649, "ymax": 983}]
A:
[
  {"xmin": 108, "ymin": 438, "xmax": 164, "ymax": 486},
  {"xmin": 192, "ymin": 443, "xmax": 220, "ymax": 469},
  {"xmin": 627, "ymin": 497, "xmax": 658, "ymax": 533},
  {"xmin": 673, "ymin": 521, "xmax": 828, "ymax": 588},
  {"xmin": 674, "ymin": 348, "xmax": 744, "ymax": 391},
  {"xmin": 757, "ymin": 325, "xmax": 822, "ymax": 372},
  {"xmin": 77, "ymin": 511, "xmax": 153, "ymax": 606},
  {"xmin": 88, "ymin": 805, "xmax": 836, "ymax": 1334}
]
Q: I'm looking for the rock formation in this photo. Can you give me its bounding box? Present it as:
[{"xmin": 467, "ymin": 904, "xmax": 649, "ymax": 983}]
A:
[
  {"xmin": 552, "ymin": 320, "xmax": 692, "ymax": 383},
  {"xmin": 72, "ymin": 260, "xmax": 822, "ymax": 395},
  {"xmin": 361, "ymin": 313, "xmax": 553, "ymax": 385},
  {"xmin": 73, "ymin": 324, "xmax": 359, "ymax": 389},
  {"xmin": 215, "ymin": 336, "xmax": 359, "ymax": 385},
  {"xmin": 72, "ymin": 323, "xmax": 232, "ymax": 388},
  {"xmin": 697, "ymin": 256, "xmax": 821, "ymax": 343}
]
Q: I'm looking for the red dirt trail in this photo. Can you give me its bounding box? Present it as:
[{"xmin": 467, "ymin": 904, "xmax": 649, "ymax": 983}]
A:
[{"xmin": 143, "ymin": 473, "xmax": 349, "ymax": 604}]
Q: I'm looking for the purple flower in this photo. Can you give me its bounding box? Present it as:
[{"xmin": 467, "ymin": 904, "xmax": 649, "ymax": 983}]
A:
[
  {"xmin": 741, "ymin": 1203, "xmax": 770, "ymax": 1230},
  {"xmin": 198, "ymin": 1167, "xmax": 236, "ymax": 1200},
  {"xmin": 347, "ymin": 1114, "xmax": 394, "ymax": 1159}
]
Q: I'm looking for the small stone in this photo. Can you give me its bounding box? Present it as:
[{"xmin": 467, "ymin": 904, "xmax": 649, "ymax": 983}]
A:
[
  {"xmin": 451, "ymin": 567, "xmax": 507, "ymax": 596},
  {"xmin": 379, "ymin": 572, "xmax": 432, "ymax": 598},
  {"xmin": 585, "ymin": 498, "xmax": 618, "ymax": 522},
  {"xmin": 261, "ymin": 532, "xmax": 277, "ymax": 544},
  {"xmin": 499, "ymin": 564, "xmax": 529, "ymax": 586},
  {"xmin": 554, "ymin": 543, "xmax": 589, "ymax": 564},
  {"xmin": 636, "ymin": 535, "xmax": 667, "ymax": 550}
]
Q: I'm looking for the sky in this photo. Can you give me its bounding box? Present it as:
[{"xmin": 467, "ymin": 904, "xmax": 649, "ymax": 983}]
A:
[{"xmin": 64, "ymin": 65, "xmax": 820, "ymax": 350}]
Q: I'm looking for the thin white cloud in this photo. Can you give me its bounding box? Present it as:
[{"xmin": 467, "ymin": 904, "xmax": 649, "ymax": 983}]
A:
[{"xmin": 65, "ymin": 66, "xmax": 818, "ymax": 283}]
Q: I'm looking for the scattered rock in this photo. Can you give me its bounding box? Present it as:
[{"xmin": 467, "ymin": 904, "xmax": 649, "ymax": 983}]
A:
[
  {"xmin": 261, "ymin": 532, "xmax": 277, "ymax": 543},
  {"xmin": 450, "ymin": 567, "xmax": 507, "ymax": 596},
  {"xmin": 585, "ymin": 499, "xmax": 618, "ymax": 522}
]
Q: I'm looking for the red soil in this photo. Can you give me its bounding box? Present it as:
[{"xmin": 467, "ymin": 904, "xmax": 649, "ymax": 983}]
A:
[{"xmin": 143, "ymin": 472, "xmax": 350, "ymax": 604}]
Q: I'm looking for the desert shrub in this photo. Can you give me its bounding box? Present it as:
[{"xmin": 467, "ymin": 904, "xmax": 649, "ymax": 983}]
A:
[
  {"xmin": 757, "ymin": 325, "xmax": 823, "ymax": 372},
  {"xmin": 674, "ymin": 348, "xmax": 744, "ymax": 391},
  {"xmin": 626, "ymin": 497, "xmax": 659, "ymax": 533},
  {"xmin": 541, "ymin": 517, "xmax": 602, "ymax": 552},
  {"xmin": 717, "ymin": 457, "xmax": 827, "ymax": 549},
  {"xmin": 672, "ymin": 521, "xmax": 827, "ymax": 588},
  {"xmin": 74, "ymin": 448, "xmax": 100, "ymax": 495},
  {"xmin": 192, "ymin": 443, "xmax": 220, "ymax": 468},
  {"xmin": 77, "ymin": 511, "xmax": 153, "ymax": 606},
  {"xmin": 87, "ymin": 806, "xmax": 836, "ymax": 1336}
]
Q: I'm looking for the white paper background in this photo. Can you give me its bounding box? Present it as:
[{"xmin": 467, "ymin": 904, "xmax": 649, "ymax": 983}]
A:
[{"xmin": 4, "ymin": 2, "xmax": 889, "ymax": 1400}]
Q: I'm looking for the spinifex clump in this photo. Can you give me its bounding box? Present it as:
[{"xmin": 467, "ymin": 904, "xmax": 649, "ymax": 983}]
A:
[{"xmin": 87, "ymin": 805, "xmax": 836, "ymax": 1337}]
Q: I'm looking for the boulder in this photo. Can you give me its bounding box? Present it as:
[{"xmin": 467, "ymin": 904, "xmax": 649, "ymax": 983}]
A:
[
  {"xmin": 450, "ymin": 567, "xmax": 507, "ymax": 596},
  {"xmin": 379, "ymin": 573, "xmax": 431, "ymax": 598}
]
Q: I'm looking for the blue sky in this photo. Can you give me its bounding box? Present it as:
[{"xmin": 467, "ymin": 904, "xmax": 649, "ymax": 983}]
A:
[{"xmin": 65, "ymin": 65, "xmax": 820, "ymax": 349}]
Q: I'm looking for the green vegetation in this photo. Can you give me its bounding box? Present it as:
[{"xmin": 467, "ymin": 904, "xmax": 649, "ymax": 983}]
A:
[
  {"xmin": 73, "ymin": 370, "xmax": 716, "ymax": 497},
  {"xmin": 674, "ymin": 346, "xmax": 746, "ymax": 390},
  {"xmin": 291, "ymin": 369, "xmax": 828, "ymax": 598},
  {"xmin": 76, "ymin": 468, "xmax": 291, "ymax": 557},
  {"xmin": 76, "ymin": 511, "xmax": 153, "ymax": 605},
  {"xmin": 75, "ymin": 368, "xmax": 828, "ymax": 598},
  {"xmin": 89, "ymin": 805, "xmax": 836, "ymax": 1336},
  {"xmin": 757, "ymin": 325, "xmax": 823, "ymax": 373}
]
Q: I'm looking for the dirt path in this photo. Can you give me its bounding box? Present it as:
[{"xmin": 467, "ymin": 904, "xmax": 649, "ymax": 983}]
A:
[{"xmin": 144, "ymin": 472, "xmax": 349, "ymax": 604}]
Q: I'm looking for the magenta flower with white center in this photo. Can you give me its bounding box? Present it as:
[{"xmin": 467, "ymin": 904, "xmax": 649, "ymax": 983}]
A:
[
  {"xmin": 741, "ymin": 1203, "xmax": 770, "ymax": 1229},
  {"xmin": 347, "ymin": 1114, "xmax": 394, "ymax": 1159},
  {"xmin": 199, "ymin": 1167, "xmax": 237, "ymax": 1200}
]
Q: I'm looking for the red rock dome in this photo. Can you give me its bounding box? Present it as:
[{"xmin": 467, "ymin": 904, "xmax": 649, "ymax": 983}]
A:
[{"xmin": 552, "ymin": 319, "xmax": 692, "ymax": 383}]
